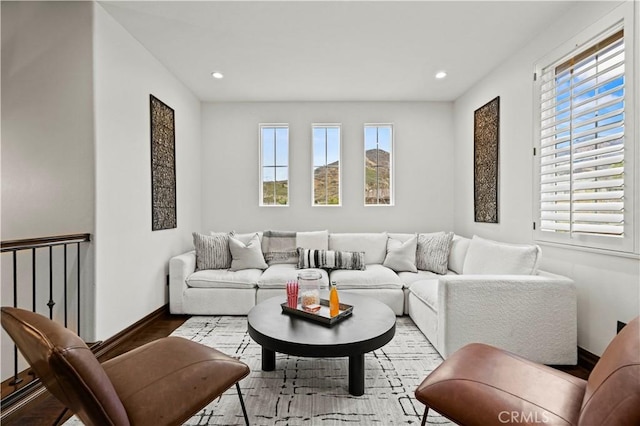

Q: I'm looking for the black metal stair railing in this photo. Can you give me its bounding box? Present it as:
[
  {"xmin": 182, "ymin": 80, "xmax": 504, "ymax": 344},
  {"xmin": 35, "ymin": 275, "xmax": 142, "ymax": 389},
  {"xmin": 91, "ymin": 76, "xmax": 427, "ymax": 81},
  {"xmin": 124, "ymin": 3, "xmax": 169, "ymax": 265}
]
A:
[{"xmin": 1, "ymin": 233, "xmax": 91, "ymax": 408}]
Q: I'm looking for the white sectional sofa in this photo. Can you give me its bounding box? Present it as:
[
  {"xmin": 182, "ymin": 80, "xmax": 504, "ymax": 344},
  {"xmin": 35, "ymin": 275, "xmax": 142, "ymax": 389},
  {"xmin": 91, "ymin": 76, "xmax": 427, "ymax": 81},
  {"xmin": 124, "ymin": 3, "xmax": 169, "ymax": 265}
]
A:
[{"xmin": 169, "ymin": 230, "xmax": 577, "ymax": 364}]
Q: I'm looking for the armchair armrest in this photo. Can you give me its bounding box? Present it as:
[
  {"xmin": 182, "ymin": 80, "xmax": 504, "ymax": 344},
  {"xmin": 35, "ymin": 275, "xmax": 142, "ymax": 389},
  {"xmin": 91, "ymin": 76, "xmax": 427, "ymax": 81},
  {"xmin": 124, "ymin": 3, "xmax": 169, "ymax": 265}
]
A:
[
  {"xmin": 169, "ymin": 251, "xmax": 196, "ymax": 314},
  {"xmin": 437, "ymin": 271, "xmax": 576, "ymax": 364}
]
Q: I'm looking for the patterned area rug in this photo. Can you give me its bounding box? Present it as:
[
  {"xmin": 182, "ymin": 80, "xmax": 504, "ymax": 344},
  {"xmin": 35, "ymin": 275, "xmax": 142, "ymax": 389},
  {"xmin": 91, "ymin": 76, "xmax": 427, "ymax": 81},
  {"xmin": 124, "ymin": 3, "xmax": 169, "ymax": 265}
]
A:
[{"xmin": 66, "ymin": 316, "xmax": 451, "ymax": 425}]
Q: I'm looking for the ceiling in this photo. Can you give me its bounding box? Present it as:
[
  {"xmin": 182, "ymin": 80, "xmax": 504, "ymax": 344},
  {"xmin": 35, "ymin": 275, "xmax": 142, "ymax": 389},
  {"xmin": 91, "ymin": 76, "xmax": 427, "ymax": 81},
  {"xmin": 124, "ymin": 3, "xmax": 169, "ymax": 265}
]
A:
[{"xmin": 99, "ymin": 1, "xmax": 576, "ymax": 102}]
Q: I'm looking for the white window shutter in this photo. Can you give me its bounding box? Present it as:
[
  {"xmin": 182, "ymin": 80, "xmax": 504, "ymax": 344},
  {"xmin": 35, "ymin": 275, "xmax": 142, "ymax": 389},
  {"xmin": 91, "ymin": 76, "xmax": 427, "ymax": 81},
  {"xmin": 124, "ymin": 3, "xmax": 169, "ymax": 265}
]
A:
[{"xmin": 538, "ymin": 29, "xmax": 625, "ymax": 238}]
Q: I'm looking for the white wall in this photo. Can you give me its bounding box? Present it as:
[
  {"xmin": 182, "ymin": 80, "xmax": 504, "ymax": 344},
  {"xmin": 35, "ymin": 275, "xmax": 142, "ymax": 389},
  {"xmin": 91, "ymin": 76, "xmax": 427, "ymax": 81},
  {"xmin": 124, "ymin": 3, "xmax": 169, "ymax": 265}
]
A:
[
  {"xmin": 1, "ymin": 0, "xmax": 95, "ymax": 239},
  {"xmin": 93, "ymin": 4, "xmax": 202, "ymax": 339},
  {"xmin": 201, "ymin": 102, "xmax": 454, "ymax": 234},
  {"xmin": 1, "ymin": 0, "xmax": 96, "ymax": 380},
  {"xmin": 453, "ymin": 1, "xmax": 640, "ymax": 356}
]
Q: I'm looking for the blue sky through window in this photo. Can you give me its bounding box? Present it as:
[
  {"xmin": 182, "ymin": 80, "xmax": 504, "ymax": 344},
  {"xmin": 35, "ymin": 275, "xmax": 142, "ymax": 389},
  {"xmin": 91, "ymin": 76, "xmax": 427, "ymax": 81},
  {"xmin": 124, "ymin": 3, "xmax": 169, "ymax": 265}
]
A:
[{"xmin": 313, "ymin": 127, "xmax": 340, "ymax": 167}]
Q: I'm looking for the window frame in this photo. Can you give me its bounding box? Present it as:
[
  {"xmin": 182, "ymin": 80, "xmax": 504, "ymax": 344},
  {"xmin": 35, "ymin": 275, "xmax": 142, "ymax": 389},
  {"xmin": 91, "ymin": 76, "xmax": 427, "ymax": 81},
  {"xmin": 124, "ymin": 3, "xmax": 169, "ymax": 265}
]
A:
[
  {"xmin": 311, "ymin": 123, "xmax": 342, "ymax": 207},
  {"xmin": 259, "ymin": 123, "xmax": 290, "ymax": 207},
  {"xmin": 532, "ymin": 2, "xmax": 637, "ymax": 255},
  {"xmin": 363, "ymin": 123, "xmax": 395, "ymax": 206}
]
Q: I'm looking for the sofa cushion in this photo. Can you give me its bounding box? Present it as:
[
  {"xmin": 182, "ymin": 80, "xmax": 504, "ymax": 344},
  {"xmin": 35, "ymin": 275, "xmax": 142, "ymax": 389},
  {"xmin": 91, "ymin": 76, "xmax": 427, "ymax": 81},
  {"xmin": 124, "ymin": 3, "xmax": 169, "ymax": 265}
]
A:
[
  {"xmin": 192, "ymin": 232, "xmax": 231, "ymax": 270},
  {"xmin": 261, "ymin": 230, "xmax": 298, "ymax": 265},
  {"xmin": 296, "ymin": 230, "xmax": 329, "ymax": 250},
  {"xmin": 186, "ymin": 269, "xmax": 262, "ymax": 289},
  {"xmin": 297, "ymin": 248, "xmax": 365, "ymax": 270},
  {"xmin": 383, "ymin": 234, "xmax": 418, "ymax": 272},
  {"xmin": 416, "ymin": 232, "xmax": 454, "ymax": 275},
  {"xmin": 409, "ymin": 279, "xmax": 439, "ymax": 312},
  {"xmin": 463, "ymin": 235, "xmax": 541, "ymax": 275},
  {"xmin": 329, "ymin": 264, "xmax": 403, "ymax": 289},
  {"xmin": 399, "ymin": 269, "xmax": 456, "ymax": 287},
  {"xmin": 448, "ymin": 235, "xmax": 471, "ymax": 275},
  {"xmin": 329, "ymin": 233, "xmax": 388, "ymax": 264},
  {"xmin": 257, "ymin": 264, "xmax": 329, "ymax": 289},
  {"xmin": 229, "ymin": 233, "xmax": 268, "ymax": 271}
]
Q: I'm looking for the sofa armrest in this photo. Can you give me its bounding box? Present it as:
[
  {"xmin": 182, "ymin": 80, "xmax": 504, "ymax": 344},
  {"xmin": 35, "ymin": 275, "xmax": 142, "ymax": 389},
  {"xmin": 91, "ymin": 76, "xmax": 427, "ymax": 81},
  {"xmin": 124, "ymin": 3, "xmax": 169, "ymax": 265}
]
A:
[
  {"xmin": 437, "ymin": 271, "xmax": 577, "ymax": 364},
  {"xmin": 169, "ymin": 251, "xmax": 196, "ymax": 314}
]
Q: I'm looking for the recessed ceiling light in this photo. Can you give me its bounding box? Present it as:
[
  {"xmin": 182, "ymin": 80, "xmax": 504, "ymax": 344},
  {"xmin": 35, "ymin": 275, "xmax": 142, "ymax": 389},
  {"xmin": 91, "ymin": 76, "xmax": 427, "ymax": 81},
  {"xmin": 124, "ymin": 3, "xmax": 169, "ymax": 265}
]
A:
[
  {"xmin": 211, "ymin": 71, "xmax": 224, "ymax": 79},
  {"xmin": 435, "ymin": 71, "xmax": 447, "ymax": 79}
]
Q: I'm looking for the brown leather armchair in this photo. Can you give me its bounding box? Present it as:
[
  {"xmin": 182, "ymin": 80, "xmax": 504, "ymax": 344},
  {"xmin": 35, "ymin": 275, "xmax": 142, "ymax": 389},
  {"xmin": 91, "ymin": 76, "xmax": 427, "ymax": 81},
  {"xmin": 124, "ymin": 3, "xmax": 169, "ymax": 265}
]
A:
[
  {"xmin": 415, "ymin": 316, "xmax": 639, "ymax": 426},
  {"xmin": 1, "ymin": 307, "xmax": 251, "ymax": 425}
]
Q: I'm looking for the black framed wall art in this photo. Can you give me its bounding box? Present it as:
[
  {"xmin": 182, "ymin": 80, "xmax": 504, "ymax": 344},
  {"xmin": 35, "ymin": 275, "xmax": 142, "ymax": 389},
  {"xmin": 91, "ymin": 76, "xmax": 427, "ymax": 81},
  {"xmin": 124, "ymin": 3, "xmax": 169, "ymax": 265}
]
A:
[
  {"xmin": 150, "ymin": 94, "xmax": 177, "ymax": 230},
  {"xmin": 473, "ymin": 96, "xmax": 500, "ymax": 223}
]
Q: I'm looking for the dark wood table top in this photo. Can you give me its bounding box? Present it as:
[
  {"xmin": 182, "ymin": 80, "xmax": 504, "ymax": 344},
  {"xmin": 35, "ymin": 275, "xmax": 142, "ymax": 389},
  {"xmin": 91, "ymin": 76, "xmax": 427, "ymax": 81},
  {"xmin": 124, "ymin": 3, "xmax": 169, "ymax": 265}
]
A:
[{"xmin": 247, "ymin": 292, "xmax": 396, "ymax": 358}]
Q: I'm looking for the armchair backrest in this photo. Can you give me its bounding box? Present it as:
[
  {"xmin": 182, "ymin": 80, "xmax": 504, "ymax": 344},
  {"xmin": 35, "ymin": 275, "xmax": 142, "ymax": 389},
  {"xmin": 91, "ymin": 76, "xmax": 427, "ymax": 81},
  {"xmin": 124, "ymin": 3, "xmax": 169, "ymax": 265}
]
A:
[
  {"xmin": 579, "ymin": 316, "xmax": 640, "ymax": 425},
  {"xmin": 1, "ymin": 307, "xmax": 130, "ymax": 426}
]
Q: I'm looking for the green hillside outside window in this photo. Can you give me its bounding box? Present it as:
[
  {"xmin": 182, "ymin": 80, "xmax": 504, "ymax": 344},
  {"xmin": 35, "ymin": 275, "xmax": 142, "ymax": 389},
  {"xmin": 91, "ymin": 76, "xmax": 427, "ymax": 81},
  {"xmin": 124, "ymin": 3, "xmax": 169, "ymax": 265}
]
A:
[{"xmin": 364, "ymin": 124, "xmax": 393, "ymax": 205}]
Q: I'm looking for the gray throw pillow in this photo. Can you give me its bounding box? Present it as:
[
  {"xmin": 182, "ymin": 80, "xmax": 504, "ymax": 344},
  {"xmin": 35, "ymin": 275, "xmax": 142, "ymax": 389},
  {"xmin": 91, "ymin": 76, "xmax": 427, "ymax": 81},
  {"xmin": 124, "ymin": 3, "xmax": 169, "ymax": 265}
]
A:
[
  {"xmin": 261, "ymin": 230, "xmax": 298, "ymax": 265},
  {"xmin": 416, "ymin": 232, "xmax": 454, "ymax": 275},
  {"xmin": 192, "ymin": 232, "xmax": 231, "ymax": 270},
  {"xmin": 229, "ymin": 233, "xmax": 268, "ymax": 271}
]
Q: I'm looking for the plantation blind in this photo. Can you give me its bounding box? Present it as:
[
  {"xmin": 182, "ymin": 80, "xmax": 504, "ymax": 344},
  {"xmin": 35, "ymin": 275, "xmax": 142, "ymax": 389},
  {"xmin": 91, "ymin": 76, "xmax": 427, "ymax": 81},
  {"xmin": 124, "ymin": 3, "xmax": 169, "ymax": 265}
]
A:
[{"xmin": 538, "ymin": 28, "xmax": 625, "ymax": 237}]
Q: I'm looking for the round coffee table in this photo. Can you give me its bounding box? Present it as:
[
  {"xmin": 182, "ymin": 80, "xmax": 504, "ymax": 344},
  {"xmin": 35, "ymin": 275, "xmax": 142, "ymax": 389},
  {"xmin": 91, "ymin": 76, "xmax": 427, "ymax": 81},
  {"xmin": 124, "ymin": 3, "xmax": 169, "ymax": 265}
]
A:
[{"xmin": 247, "ymin": 292, "xmax": 396, "ymax": 396}]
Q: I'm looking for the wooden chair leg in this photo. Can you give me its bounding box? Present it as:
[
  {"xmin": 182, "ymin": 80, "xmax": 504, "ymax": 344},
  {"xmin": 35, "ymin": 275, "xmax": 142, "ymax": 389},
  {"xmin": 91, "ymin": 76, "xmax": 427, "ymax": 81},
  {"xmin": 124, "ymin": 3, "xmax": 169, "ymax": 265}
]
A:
[
  {"xmin": 421, "ymin": 406, "xmax": 429, "ymax": 426},
  {"xmin": 236, "ymin": 382, "xmax": 250, "ymax": 426}
]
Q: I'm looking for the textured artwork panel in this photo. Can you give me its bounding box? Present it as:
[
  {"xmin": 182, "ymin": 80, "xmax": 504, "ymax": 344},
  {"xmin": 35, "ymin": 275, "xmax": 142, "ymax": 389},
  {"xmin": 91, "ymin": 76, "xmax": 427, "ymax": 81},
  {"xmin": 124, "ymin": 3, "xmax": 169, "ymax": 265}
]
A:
[
  {"xmin": 150, "ymin": 95, "xmax": 176, "ymax": 230},
  {"xmin": 152, "ymin": 164, "xmax": 176, "ymax": 192},
  {"xmin": 474, "ymin": 96, "xmax": 500, "ymax": 223}
]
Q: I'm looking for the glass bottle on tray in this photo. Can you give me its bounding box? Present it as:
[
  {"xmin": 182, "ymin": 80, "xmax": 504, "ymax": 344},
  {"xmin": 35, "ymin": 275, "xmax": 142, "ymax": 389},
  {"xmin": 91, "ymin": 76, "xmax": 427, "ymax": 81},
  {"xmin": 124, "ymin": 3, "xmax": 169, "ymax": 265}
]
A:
[{"xmin": 329, "ymin": 281, "xmax": 340, "ymax": 317}]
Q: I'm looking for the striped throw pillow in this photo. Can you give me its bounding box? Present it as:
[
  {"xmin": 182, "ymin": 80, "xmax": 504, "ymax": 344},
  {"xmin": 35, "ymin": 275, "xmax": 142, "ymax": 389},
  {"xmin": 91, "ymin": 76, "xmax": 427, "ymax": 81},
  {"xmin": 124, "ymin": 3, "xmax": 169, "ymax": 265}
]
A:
[
  {"xmin": 297, "ymin": 248, "xmax": 365, "ymax": 270},
  {"xmin": 193, "ymin": 232, "xmax": 231, "ymax": 270}
]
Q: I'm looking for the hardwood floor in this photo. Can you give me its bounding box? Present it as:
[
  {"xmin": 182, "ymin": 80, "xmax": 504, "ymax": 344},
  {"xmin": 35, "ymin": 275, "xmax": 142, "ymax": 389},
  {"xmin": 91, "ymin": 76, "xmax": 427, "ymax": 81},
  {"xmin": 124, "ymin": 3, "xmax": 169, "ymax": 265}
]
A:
[
  {"xmin": 2, "ymin": 312, "xmax": 592, "ymax": 425},
  {"xmin": 552, "ymin": 364, "xmax": 591, "ymax": 381}
]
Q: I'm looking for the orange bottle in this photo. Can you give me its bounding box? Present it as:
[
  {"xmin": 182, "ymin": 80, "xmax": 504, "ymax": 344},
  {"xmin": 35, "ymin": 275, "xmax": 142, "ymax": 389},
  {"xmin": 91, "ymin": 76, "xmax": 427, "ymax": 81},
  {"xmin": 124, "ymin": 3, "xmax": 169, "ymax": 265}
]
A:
[{"xmin": 329, "ymin": 281, "xmax": 340, "ymax": 317}]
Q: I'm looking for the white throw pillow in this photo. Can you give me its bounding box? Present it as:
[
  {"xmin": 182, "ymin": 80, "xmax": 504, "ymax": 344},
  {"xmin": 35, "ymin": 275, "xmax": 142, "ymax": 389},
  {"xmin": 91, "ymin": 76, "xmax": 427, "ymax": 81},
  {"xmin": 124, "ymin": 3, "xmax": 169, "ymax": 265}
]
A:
[
  {"xmin": 448, "ymin": 235, "xmax": 471, "ymax": 275},
  {"xmin": 229, "ymin": 233, "xmax": 268, "ymax": 271},
  {"xmin": 227, "ymin": 231, "xmax": 263, "ymax": 245},
  {"xmin": 462, "ymin": 235, "xmax": 541, "ymax": 275},
  {"xmin": 383, "ymin": 234, "xmax": 418, "ymax": 272}
]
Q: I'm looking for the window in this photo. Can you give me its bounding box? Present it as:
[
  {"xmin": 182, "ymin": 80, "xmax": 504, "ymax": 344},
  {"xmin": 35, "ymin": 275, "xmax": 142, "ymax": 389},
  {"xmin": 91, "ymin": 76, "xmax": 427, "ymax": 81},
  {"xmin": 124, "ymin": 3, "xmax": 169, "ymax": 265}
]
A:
[
  {"xmin": 312, "ymin": 124, "xmax": 341, "ymax": 206},
  {"xmin": 364, "ymin": 124, "xmax": 393, "ymax": 205},
  {"xmin": 535, "ymin": 4, "xmax": 636, "ymax": 253},
  {"xmin": 260, "ymin": 124, "xmax": 289, "ymax": 206}
]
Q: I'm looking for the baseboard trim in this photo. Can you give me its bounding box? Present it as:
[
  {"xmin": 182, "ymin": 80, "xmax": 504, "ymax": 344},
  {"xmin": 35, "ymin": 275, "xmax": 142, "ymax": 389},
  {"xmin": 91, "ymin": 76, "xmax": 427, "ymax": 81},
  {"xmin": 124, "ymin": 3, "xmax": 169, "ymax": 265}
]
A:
[
  {"xmin": 92, "ymin": 304, "xmax": 168, "ymax": 359},
  {"xmin": 578, "ymin": 346, "xmax": 600, "ymax": 372}
]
